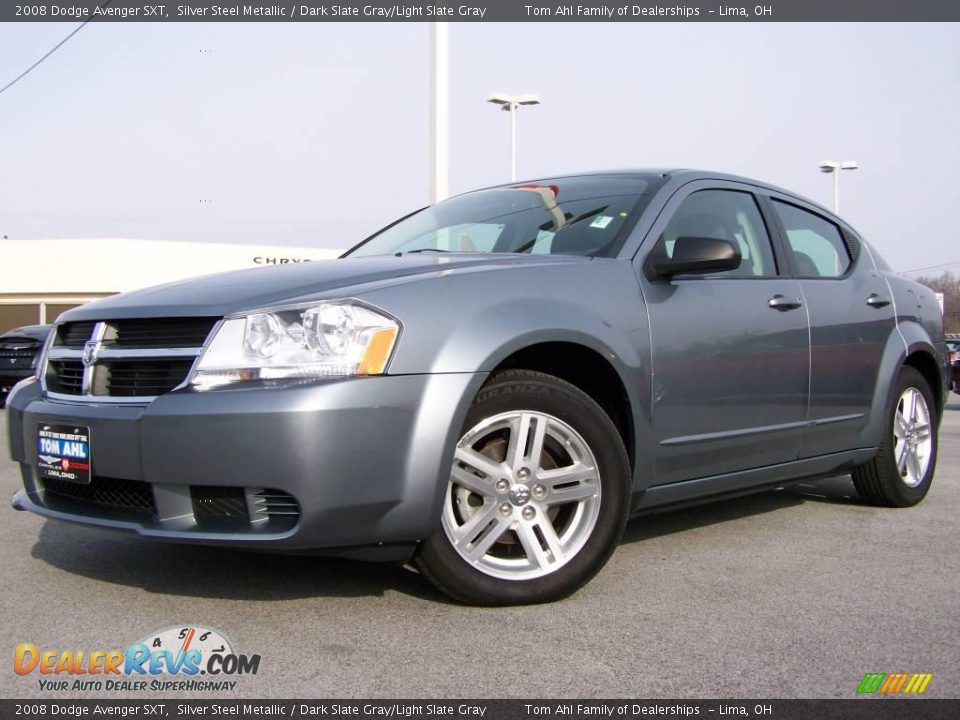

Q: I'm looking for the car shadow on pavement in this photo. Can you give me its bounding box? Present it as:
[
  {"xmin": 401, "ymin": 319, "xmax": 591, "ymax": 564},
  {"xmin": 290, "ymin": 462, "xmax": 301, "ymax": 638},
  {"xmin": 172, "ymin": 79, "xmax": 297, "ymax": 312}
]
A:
[
  {"xmin": 621, "ymin": 474, "xmax": 861, "ymax": 545},
  {"xmin": 30, "ymin": 475, "xmax": 864, "ymax": 602},
  {"xmin": 30, "ymin": 521, "xmax": 446, "ymax": 603}
]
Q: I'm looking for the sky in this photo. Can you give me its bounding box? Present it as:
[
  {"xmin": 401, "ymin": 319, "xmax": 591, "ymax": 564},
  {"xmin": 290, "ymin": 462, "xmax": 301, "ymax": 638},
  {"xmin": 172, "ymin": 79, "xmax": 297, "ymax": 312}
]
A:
[{"xmin": 0, "ymin": 21, "xmax": 957, "ymax": 274}]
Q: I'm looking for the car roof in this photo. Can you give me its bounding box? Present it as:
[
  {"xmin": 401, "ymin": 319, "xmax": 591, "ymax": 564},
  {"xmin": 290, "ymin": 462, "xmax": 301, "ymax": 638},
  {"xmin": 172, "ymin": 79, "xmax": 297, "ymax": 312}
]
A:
[{"xmin": 476, "ymin": 168, "xmax": 838, "ymax": 221}]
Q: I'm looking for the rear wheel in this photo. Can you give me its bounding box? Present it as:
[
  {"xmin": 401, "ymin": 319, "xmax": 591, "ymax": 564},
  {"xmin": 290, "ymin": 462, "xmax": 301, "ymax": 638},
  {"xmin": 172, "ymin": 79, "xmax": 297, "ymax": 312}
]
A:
[
  {"xmin": 852, "ymin": 366, "xmax": 938, "ymax": 507},
  {"xmin": 416, "ymin": 370, "xmax": 630, "ymax": 605}
]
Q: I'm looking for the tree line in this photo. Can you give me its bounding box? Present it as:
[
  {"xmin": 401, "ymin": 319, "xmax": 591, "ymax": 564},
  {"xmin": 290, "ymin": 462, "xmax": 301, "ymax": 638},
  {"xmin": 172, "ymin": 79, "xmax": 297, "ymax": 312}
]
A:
[{"xmin": 915, "ymin": 271, "xmax": 960, "ymax": 335}]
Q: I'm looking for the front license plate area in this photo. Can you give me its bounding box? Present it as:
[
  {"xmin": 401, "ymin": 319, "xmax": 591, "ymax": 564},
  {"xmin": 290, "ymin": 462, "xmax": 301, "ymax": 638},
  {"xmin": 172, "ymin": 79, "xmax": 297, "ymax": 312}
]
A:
[{"xmin": 37, "ymin": 424, "xmax": 91, "ymax": 485}]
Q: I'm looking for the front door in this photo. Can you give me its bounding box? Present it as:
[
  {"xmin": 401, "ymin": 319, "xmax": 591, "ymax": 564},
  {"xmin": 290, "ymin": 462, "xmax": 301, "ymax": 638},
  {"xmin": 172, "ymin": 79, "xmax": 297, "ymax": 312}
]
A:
[{"xmin": 639, "ymin": 183, "xmax": 810, "ymax": 485}]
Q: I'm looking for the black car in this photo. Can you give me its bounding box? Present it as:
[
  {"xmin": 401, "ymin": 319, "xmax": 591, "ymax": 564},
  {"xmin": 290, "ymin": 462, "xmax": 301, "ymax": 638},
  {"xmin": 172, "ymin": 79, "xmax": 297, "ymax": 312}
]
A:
[
  {"xmin": 948, "ymin": 338, "xmax": 960, "ymax": 393},
  {"xmin": 0, "ymin": 325, "xmax": 51, "ymax": 407}
]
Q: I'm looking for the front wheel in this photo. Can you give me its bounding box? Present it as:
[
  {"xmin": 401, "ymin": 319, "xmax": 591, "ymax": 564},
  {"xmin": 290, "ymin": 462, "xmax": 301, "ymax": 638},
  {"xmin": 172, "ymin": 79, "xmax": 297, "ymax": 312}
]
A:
[
  {"xmin": 416, "ymin": 369, "xmax": 630, "ymax": 605},
  {"xmin": 852, "ymin": 366, "xmax": 938, "ymax": 507}
]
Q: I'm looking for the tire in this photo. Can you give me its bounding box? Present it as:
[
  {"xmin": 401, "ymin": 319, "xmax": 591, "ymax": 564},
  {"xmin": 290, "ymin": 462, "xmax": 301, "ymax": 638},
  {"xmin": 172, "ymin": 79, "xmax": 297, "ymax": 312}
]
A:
[
  {"xmin": 852, "ymin": 366, "xmax": 938, "ymax": 507},
  {"xmin": 416, "ymin": 369, "xmax": 630, "ymax": 605}
]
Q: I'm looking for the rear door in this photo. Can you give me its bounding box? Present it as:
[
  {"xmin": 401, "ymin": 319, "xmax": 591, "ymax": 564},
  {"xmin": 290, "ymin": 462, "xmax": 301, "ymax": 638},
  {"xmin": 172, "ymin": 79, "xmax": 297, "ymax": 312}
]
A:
[
  {"xmin": 764, "ymin": 195, "xmax": 896, "ymax": 456},
  {"xmin": 638, "ymin": 181, "xmax": 810, "ymax": 485}
]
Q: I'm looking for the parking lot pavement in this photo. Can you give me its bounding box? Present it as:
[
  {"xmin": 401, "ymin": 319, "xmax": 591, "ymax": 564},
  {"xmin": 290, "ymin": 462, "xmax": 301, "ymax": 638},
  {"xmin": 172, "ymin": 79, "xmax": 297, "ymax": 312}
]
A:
[{"xmin": 1, "ymin": 397, "xmax": 958, "ymax": 700}]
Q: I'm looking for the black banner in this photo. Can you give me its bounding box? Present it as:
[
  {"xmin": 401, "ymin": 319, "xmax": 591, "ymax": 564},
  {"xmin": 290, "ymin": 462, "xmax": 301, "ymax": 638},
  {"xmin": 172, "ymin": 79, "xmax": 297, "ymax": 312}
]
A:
[
  {"xmin": 2, "ymin": 700, "xmax": 960, "ymax": 720},
  {"xmin": 2, "ymin": 0, "xmax": 960, "ymax": 23}
]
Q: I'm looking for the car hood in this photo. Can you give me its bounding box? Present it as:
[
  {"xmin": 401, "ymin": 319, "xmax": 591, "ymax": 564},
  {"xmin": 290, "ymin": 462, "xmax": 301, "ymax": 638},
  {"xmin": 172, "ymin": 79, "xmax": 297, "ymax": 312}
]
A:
[
  {"xmin": 0, "ymin": 325, "xmax": 51, "ymax": 342},
  {"xmin": 60, "ymin": 254, "xmax": 592, "ymax": 321}
]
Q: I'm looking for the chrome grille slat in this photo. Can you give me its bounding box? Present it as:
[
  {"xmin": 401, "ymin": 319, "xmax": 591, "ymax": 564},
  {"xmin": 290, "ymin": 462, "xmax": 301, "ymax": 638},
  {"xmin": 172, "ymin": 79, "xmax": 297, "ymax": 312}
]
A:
[
  {"xmin": 58, "ymin": 322, "xmax": 97, "ymax": 347},
  {"xmin": 45, "ymin": 318, "xmax": 218, "ymax": 400}
]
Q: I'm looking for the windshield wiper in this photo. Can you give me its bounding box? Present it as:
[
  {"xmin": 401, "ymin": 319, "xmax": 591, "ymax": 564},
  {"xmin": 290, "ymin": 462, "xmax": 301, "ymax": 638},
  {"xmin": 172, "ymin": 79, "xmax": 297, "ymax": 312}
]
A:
[{"xmin": 399, "ymin": 248, "xmax": 453, "ymax": 255}]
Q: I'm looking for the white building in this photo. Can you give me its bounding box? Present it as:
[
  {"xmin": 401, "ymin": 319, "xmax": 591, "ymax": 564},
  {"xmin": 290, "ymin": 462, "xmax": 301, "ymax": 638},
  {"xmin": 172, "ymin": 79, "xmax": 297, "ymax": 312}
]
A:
[{"xmin": 0, "ymin": 238, "xmax": 341, "ymax": 332}]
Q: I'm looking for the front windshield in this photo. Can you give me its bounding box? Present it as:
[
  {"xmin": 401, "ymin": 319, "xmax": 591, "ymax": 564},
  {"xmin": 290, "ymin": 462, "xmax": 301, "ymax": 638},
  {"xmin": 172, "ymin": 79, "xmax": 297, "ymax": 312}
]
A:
[{"xmin": 346, "ymin": 176, "xmax": 652, "ymax": 258}]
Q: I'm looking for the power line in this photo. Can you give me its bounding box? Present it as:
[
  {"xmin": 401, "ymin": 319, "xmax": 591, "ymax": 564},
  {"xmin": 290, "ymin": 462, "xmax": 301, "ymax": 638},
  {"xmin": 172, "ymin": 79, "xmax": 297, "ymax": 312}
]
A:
[
  {"xmin": 0, "ymin": 1, "xmax": 113, "ymax": 98},
  {"xmin": 900, "ymin": 260, "xmax": 960, "ymax": 274}
]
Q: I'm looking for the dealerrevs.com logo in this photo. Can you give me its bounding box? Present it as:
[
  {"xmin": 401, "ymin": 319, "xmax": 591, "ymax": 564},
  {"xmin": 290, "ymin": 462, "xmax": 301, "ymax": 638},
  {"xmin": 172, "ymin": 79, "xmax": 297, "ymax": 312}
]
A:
[{"xmin": 14, "ymin": 626, "xmax": 261, "ymax": 692}]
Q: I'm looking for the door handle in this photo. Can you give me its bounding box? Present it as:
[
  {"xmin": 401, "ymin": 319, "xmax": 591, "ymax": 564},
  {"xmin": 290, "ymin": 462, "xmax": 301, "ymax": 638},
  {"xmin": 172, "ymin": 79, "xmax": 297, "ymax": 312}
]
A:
[
  {"xmin": 768, "ymin": 294, "xmax": 803, "ymax": 311},
  {"xmin": 866, "ymin": 293, "xmax": 891, "ymax": 308}
]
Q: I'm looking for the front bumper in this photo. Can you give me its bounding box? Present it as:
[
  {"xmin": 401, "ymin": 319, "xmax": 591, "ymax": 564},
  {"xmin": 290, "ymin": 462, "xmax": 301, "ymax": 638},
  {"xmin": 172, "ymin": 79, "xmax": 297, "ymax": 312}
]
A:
[{"xmin": 7, "ymin": 372, "xmax": 485, "ymax": 558}]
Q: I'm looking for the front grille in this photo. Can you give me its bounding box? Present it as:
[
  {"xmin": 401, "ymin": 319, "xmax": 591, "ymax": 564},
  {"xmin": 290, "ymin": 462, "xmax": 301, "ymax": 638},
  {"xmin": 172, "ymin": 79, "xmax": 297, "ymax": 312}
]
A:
[
  {"xmin": 48, "ymin": 360, "xmax": 84, "ymax": 394},
  {"xmin": 192, "ymin": 486, "xmax": 248, "ymax": 520},
  {"xmin": 37, "ymin": 477, "xmax": 299, "ymax": 533},
  {"xmin": 47, "ymin": 317, "xmax": 215, "ymax": 399},
  {"xmin": 103, "ymin": 359, "xmax": 195, "ymax": 397},
  {"xmin": 105, "ymin": 318, "xmax": 217, "ymax": 349},
  {"xmin": 191, "ymin": 487, "xmax": 300, "ymax": 530},
  {"xmin": 254, "ymin": 489, "xmax": 300, "ymax": 519},
  {"xmin": 41, "ymin": 476, "xmax": 155, "ymax": 517},
  {"xmin": 58, "ymin": 322, "xmax": 97, "ymax": 347},
  {"xmin": 0, "ymin": 347, "xmax": 37, "ymax": 370}
]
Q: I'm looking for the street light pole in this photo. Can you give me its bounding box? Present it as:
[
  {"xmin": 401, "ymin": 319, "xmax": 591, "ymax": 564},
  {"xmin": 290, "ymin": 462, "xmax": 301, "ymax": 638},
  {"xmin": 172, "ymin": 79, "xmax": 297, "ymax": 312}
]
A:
[
  {"xmin": 818, "ymin": 160, "xmax": 858, "ymax": 213},
  {"xmin": 430, "ymin": 22, "xmax": 449, "ymax": 203},
  {"xmin": 508, "ymin": 101, "xmax": 517, "ymax": 182},
  {"xmin": 487, "ymin": 92, "xmax": 540, "ymax": 182}
]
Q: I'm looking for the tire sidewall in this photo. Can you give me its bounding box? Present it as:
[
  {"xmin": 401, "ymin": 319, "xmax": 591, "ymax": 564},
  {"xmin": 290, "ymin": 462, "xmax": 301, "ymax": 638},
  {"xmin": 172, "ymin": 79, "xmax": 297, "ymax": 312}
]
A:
[{"xmin": 420, "ymin": 372, "xmax": 630, "ymax": 605}]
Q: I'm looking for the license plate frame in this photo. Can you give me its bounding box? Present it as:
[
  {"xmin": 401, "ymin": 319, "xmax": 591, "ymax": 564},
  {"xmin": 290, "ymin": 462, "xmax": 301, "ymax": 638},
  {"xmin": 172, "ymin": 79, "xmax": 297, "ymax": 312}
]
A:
[{"xmin": 37, "ymin": 424, "xmax": 91, "ymax": 485}]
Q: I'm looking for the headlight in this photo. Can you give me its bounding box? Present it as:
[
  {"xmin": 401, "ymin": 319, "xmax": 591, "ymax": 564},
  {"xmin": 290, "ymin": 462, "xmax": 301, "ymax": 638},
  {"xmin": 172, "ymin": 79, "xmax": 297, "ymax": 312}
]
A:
[{"xmin": 189, "ymin": 301, "xmax": 399, "ymax": 389}]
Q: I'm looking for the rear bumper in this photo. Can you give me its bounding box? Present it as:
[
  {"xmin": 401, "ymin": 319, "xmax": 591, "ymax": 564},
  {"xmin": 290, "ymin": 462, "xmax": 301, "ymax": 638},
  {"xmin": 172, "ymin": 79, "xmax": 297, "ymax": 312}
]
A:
[{"xmin": 6, "ymin": 372, "xmax": 485, "ymax": 556}]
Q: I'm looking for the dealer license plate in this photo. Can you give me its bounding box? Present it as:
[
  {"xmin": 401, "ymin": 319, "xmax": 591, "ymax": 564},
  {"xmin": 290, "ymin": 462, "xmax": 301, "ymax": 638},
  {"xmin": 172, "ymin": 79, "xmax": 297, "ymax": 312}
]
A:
[{"xmin": 37, "ymin": 424, "xmax": 91, "ymax": 484}]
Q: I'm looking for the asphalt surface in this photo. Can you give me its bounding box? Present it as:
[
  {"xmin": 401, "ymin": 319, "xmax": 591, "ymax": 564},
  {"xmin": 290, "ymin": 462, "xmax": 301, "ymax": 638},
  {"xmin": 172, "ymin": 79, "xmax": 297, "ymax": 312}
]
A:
[{"xmin": 1, "ymin": 397, "xmax": 958, "ymax": 700}]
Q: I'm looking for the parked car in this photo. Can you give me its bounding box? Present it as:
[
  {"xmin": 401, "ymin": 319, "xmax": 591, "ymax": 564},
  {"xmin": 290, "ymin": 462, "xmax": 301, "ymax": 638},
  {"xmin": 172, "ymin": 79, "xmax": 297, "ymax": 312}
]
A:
[
  {"xmin": 0, "ymin": 325, "xmax": 51, "ymax": 408},
  {"xmin": 947, "ymin": 338, "xmax": 960, "ymax": 393},
  {"xmin": 5, "ymin": 170, "xmax": 949, "ymax": 605}
]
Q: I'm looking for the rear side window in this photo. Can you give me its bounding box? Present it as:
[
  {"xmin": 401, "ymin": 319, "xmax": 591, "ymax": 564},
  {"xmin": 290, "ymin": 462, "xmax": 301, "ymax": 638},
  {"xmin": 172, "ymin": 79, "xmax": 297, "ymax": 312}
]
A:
[{"xmin": 772, "ymin": 200, "xmax": 851, "ymax": 278}]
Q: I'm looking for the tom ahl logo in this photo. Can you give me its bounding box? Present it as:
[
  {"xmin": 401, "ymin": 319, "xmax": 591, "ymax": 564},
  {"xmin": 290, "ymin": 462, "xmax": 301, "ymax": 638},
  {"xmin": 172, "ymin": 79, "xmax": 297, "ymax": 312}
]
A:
[{"xmin": 14, "ymin": 625, "xmax": 261, "ymax": 692}]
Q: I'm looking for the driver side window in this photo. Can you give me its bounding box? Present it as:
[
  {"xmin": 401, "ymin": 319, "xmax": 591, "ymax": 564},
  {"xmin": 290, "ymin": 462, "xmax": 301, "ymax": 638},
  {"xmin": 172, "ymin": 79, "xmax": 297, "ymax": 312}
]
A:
[{"xmin": 660, "ymin": 190, "xmax": 776, "ymax": 277}]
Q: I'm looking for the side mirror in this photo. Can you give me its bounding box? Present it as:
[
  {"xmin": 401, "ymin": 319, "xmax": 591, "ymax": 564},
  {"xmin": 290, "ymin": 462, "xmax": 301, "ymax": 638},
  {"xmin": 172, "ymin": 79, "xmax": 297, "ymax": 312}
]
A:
[{"xmin": 649, "ymin": 236, "xmax": 741, "ymax": 279}]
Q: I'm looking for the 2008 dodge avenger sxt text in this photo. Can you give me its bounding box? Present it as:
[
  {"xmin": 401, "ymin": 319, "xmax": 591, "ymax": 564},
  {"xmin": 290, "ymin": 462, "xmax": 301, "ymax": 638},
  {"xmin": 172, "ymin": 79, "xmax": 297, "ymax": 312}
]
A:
[{"xmin": 5, "ymin": 170, "xmax": 948, "ymax": 605}]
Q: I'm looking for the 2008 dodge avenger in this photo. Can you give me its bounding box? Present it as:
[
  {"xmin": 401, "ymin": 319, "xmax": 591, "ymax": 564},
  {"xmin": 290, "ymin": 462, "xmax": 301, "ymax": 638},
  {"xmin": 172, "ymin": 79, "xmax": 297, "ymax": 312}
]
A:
[{"xmin": 6, "ymin": 170, "xmax": 948, "ymax": 605}]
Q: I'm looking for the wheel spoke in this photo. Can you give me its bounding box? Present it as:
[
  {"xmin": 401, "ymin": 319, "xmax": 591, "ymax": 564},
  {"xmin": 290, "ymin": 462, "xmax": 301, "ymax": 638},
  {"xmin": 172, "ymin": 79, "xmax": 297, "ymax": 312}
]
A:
[
  {"xmin": 533, "ymin": 518, "xmax": 565, "ymax": 562},
  {"xmin": 894, "ymin": 413, "xmax": 909, "ymax": 439},
  {"xmin": 450, "ymin": 501, "xmax": 500, "ymax": 548},
  {"xmin": 450, "ymin": 464, "xmax": 494, "ymax": 497},
  {"xmin": 527, "ymin": 417, "xmax": 547, "ymax": 471},
  {"xmin": 463, "ymin": 517, "xmax": 511, "ymax": 561},
  {"xmin": 906, "ymin": 448, "xmax": 923, "ymax": 483},
  {"xmin": 454, "ymin": 446, "xmax": 505, "ymax": 482},
  {"xmin": 504, "ymin": 415, "xmax": 528, "ymax": 470},
  {"xmin": 895, "ymin": 439, "xmax": 909, "ymax": 475},
  {"xmin": 913, "ymin": 422, "xmax": 931, "ymax": 441},
  {"xmin": 539, "ymin": 464, "xmax": 599, "ymax": 505},
  {"xmin": 506, "ymin": 413, "xmax": 546, "ymax": 470},
  {"xmin": 516, "ymin": 522, "xmax": 559, "ymax": 570},
  {"xmin": 906, "ymin": 389, "xmax": 919, "ymax": 423}
]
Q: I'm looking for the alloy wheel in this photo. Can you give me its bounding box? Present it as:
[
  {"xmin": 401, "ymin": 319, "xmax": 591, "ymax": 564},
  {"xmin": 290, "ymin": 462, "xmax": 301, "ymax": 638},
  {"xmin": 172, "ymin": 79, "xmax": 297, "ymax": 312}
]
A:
[
  {"xmin": 893, "ymin": 387, "xmax": 933, "ymax": 487},
  {"xmin": 442, "ymin": 410, "xmax": 602, "ymax": 581}
]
